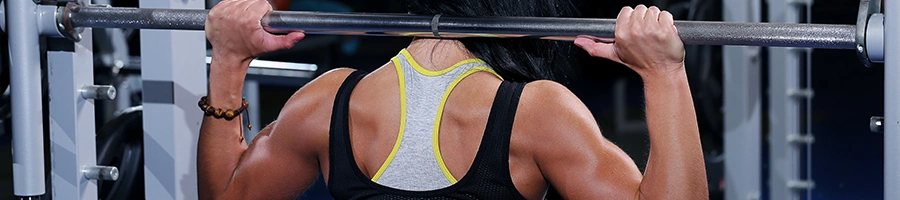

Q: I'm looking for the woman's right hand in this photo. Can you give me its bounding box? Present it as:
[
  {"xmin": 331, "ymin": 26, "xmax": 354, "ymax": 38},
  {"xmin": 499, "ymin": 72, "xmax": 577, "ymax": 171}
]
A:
[
  {"xmin": 574, "ymin": 5, "xmax": 685, "ymax": 78},
  {"xmin": 206, "ymin": 0, "xmax": 305, "ymax": 70},
  {"xmin": 205, "ymin": 0, "xmax": 305, "ymax": 108}
]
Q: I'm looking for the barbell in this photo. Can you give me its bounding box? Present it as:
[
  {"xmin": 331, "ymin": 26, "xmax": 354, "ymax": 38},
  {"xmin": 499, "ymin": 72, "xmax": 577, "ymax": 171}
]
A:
[
  {"xmin": 65, "ymin": 4, "xmax": 857, "ymax": 49},
  {"xmin": 0, "ymin": 1, "xmax": 883, "ymax": 65}
]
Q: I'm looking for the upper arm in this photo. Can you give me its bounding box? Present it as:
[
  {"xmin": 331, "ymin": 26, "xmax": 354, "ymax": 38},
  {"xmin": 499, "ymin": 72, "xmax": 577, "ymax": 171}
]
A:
[
  {"xmin": 520, "ymin": 81, "xmax": 643, "ymax": 199},
  {"xmin": 222, "ymin": 68, "xmax": 355, "ymax": 199}
]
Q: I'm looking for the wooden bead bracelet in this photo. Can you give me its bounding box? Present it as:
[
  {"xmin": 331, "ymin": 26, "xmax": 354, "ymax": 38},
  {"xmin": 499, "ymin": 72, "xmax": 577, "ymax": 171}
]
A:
[
  {"xmin": 197, "ymin": 96, "xmax": 248, "ymax": 120},
  {"xmin": 198, "ymin": 96, "xmax": 254, "ymax": 142}
]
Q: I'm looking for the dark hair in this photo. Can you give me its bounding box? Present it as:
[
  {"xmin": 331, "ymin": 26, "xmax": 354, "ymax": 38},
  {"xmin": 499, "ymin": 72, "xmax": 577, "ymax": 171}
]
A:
[{"xmin": 406, "ymin": 0, "xmax": 580, "ymax": 82}]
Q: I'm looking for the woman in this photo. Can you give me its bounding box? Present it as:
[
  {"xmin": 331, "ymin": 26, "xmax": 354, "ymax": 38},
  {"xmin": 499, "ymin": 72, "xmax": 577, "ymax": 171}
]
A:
[{"xmin": 198, "ymin": 0, "xmax": 708, "ymax": 199}]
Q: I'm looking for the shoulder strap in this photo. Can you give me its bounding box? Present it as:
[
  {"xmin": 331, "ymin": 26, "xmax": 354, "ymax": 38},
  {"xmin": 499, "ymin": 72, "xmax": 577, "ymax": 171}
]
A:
[
  {"xmin": 484, "ymin": 81, "xmax": 526, "ymax": 140},
  {"xmin": 328, "ymin": 70, "xmax": 368, "ymax": 186},
  {"xmin": 474, "ymin": 81, "xmax": 526, "ymax": 179}
]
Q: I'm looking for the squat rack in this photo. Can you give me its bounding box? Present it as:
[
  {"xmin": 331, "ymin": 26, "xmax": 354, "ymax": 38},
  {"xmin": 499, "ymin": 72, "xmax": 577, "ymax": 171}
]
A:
[{"xmin": 1, "ymin": 0, "xmax": 893, "ymax": 199}]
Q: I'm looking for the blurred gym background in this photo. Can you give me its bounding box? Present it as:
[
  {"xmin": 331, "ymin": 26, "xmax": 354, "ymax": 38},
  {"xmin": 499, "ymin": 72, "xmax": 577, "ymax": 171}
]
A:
[{"xmin": 0, "ymin": 0, "xmax": 884, "ymax": 199}]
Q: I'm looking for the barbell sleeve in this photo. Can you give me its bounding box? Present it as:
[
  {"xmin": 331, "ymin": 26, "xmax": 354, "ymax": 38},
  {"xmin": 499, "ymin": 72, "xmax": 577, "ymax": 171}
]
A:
[{"xmin": 65, "ymin": 5, "xmax": 858, "ymax": 50}]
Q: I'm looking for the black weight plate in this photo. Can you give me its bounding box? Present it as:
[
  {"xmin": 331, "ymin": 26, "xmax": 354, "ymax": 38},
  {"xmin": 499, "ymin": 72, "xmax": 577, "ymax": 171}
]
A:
[{"xmin": 96, "ymin": 107, "xmax": 144, "ymax": 200}]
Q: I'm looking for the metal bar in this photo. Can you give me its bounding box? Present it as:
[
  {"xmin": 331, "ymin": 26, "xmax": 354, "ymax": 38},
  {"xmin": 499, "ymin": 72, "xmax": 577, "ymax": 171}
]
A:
[
  {"xmin": 203, "ymin": 57, "xmax": 317, "ymax": 78},
  {"xmin": 884, "ymin": 0, "xmax": 899, "ymax": 199},
  {"xmin": 1, "ymin": 1, "xmax": 5, "ymax": 32},
  {"xmin": 768, "ymin": 0, "xmax": 805, "ymax": 198},
  {"xmin": 7, "ymin": 0, "xmax": 47, "ymax": 197},
  {"xmin": 36, "ymin": 5, "xmax": 63, "ymax": 38},
  {"xmin": 723, "ymin": 0, "xmax": 762, "ymax": 199},
  {"xmin": 66, "ymin": 6, "xmax": 858, "ymax": 49},
  {"xmin": 242, "ymin": 80, "xmax": 260, "ymax": 143},
  {"xmin": 138, "ymin": 0, "xmax": 205, "ymax": 199},
  {"xmin": 47, "ymin": 28, "xmax": 99, "ymax": 200}
]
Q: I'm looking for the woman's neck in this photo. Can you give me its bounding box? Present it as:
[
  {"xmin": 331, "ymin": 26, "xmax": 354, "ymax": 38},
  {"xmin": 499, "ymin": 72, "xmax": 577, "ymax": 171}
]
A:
[{"xmin": 405, "ymin": 38, "xmax": 475, "ymax": 71}]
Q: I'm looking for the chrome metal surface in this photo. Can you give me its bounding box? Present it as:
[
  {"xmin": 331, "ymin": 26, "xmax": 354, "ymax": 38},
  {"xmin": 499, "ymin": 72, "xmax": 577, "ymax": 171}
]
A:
[
  {"xmin": 857, "ymin": 0, "xmax": 882, "ymax": 67},
  {"xmin": 786, "ymin": 180, "xmax": 815, "ymax": 189},
  {"xmin": 872, "ymin": 116, "xmax": 885, "ymax": 133},
  {"xmin": 65, "ymin": 5, "xmax": 859, "ymax": 49},
  {"xmin": 68, "ymin": 5, "xmax": 208, "ymax": 30},
  {"xmin": 36, "ymin": 5, "xmax": 62, "ymax": 37},
  {"xmin": 82, "ymin": 166, "xmax": 119, "ymax": 181},
  {"xmin": 866, "ymin": 13, "xmax": 884, "ymax": 63},
  {"xmin": 204, "ymin": 57, "xmax": 317, "ymax": 78},
  {"xmin": 1, "ymin": 1, "xmax": 5, "ymax": 32},
  {"xmin": 60, "ymin": 3, "xmax": 84, "ymax": 41},
  {"xmin": 787, "ymin": 134, "xmax": 815, "ymax": 144},
  {"xmin": 80, "ymin": 85, "xmax": 117, "ymax": 100}
]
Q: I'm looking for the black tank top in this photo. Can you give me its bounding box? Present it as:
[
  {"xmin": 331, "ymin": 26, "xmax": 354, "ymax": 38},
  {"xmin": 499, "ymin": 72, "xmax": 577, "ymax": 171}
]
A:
[{"xmin": 328, "ymin": 70, "xmax": 529, "ymax": 200}]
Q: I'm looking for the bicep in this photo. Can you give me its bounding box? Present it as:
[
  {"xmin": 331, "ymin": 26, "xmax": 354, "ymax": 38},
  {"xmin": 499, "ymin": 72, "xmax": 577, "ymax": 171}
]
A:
[{"xmin": 223, "ymin": 120, "xmax": 321, "ymax": 199}]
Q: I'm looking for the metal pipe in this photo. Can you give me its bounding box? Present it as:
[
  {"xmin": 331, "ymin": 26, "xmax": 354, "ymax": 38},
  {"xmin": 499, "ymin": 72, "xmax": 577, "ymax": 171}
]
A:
[
  {"xmin": 36, "ymin": 5, "xmax": 62, "ymax": 37},
  {"xmin": 884, "ymin": 0, "xmax": 899, "ymax": 198},
  {"xmin": 1, "ymin": 1, "xmax": 6, "ymax": 32},
  {"xmin": 66, "ymin": 6, "xmax": 858, "ymax": 49},
  {"xmin": 7, "ymin": 0, "xmax": 47, "ymax": 197}
]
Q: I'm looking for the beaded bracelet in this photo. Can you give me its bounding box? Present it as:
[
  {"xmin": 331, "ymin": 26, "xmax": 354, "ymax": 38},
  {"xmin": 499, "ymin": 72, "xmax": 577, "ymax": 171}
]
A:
[
  {"xmin": 198, "ymin": 96, "xmax": 252, "ymax": 142},
  {"xmin": 197, "ymin": 96, "xmax": 248, "ymax": 120}
]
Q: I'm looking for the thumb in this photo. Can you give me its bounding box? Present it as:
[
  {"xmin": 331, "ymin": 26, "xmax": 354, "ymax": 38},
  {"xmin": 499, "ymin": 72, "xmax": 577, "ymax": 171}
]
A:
[
  {"xmin": 261, "ymin": 31, "xmax": 306, "ymax": 51},
  {"xmin": 276, "ymin": 32, "xmax": 306, "ymax": 49},
  {"xmin": 574, "ymin": 37, "xmax": 620, "ymax": 63}
]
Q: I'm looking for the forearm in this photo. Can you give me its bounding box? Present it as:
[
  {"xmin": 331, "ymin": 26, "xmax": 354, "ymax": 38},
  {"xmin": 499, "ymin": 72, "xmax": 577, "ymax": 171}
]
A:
[
  {"xmin": 197, "ymin": 53, "xmax": 252, "ymax": 199},
  {"xmin": 638, "ymin": 68, "xmax": 708, "ymax": 199}
]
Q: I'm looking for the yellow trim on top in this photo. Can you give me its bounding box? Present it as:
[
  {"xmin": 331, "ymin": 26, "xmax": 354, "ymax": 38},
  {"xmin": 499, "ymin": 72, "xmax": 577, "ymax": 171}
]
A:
[
  {"xmin": 432, "ymin": 66, "xmax": 503, "ymax": 183},
  {"xmin": 400, "ymin": 49, "xmax": 489, "ymax": 77},
  {"xmin": 370, "ymin": 56, "xmax": 409, "ymax": 182}
]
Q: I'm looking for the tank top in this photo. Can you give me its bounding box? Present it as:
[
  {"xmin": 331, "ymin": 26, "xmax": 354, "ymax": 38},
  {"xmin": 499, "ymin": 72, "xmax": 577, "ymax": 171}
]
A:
[{"xmin": 327, "ymin": 49, "xmax": 529, "ymax": 199}]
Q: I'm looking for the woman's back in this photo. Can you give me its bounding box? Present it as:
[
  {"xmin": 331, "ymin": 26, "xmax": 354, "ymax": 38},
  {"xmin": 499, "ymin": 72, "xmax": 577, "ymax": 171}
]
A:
[{"xmin": 332, "ymin": 44, "xmax": 548, "ymax": 198}]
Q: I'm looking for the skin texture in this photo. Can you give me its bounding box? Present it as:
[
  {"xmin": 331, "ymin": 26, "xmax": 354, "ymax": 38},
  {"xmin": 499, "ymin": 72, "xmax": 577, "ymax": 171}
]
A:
[{"xmin": 199, "ymin": 0, "xmax": 708, "ymax": 199}]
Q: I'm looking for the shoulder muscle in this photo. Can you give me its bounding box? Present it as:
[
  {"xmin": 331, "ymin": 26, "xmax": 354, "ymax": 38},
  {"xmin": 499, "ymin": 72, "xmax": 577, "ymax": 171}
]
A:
[
  {"xmin": 266, "ymin": 68, "xmax": 357, "ymax": 155},
  {"xmin": 516, "ymin": 80, "xmax": 643, "ymax": 199}
]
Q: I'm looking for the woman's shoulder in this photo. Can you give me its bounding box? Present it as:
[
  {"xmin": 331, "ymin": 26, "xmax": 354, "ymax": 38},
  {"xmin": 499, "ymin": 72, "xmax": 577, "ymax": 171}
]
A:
[
  {"xmin": 274, "ymin": 68, "xmax": 358, "ymax": 135},
  {"xmin": 285, "ymin": 67, "xmax": 358, "ymax": 107},
  {"xmin": 519, "ymin": 80, "xmax": 585, "ymax": 113},
  {"xmin": 283, "ymin": 67, "xmax": 358, "ymax": 109},
  {"xmin": 515, "ymin": 79, "xmax": 603, "ymax": 138}
]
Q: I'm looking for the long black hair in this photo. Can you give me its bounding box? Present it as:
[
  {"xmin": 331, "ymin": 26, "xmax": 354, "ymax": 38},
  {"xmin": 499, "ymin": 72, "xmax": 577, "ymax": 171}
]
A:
[{"xmin": 406, "ymin": 0, "xmax": 581, "ymax": 82}]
